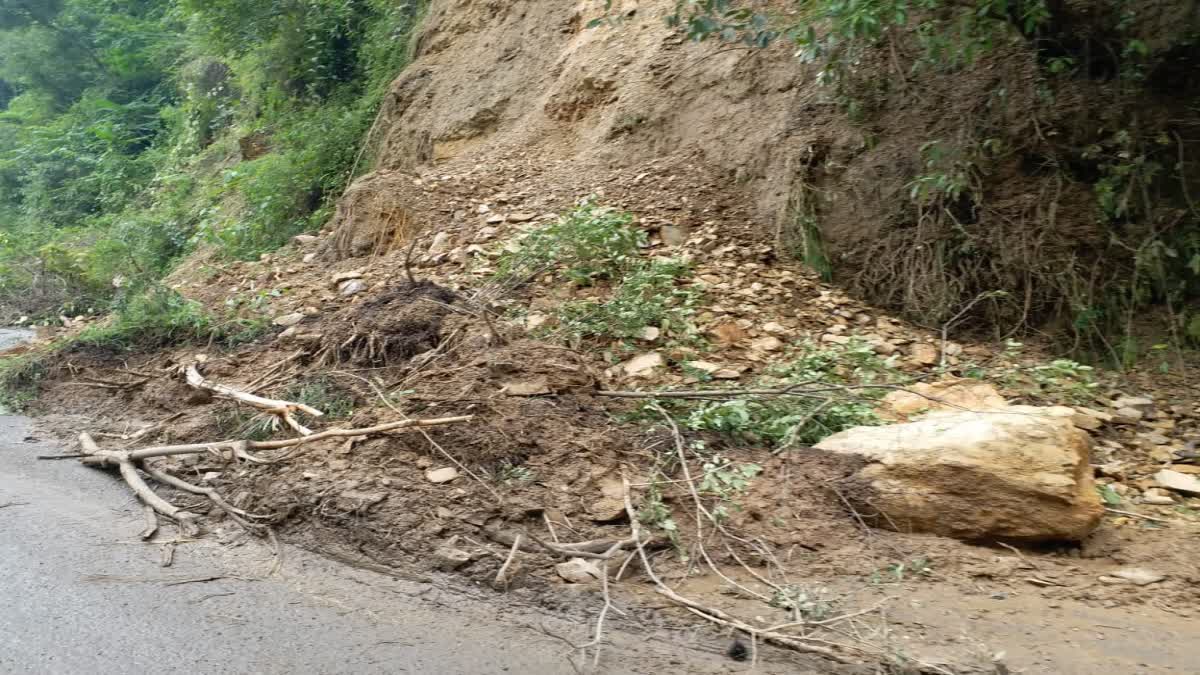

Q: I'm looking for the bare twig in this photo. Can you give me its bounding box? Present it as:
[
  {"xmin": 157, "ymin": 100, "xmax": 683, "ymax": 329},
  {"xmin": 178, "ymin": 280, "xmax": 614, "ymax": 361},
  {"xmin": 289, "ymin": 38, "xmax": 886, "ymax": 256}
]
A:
[
  {"xmin": 1105, "ymin": 508, "xmax": 1173, "ymax": 524},
  {"xmin": 142, "ymin": 465, "xmax": 271, "ymax": 531},
  {"xmin": 997, "ymin": 542, "xmax": 1039, "ymax": 571},
  {"xmin": 494, "ymin": 534, "xmax": 522, "ymax": 590},
  {"xmin": 579, "ymin": 560, "xmax": 613, "ymax": 668},
  {"xmin": 139, "ymin": 503, "xmax": 159, "ymax": 540},
  {"xmin": 619, "ymin": 475, "xmax": 864, "ymax": 664},
  {"xmin": 80, "ymin": 434, "xmax": 201, "ymax": 537},
  {"xmin": 649, "ymin": 403, "xmax": 772, "ymax": 603}
]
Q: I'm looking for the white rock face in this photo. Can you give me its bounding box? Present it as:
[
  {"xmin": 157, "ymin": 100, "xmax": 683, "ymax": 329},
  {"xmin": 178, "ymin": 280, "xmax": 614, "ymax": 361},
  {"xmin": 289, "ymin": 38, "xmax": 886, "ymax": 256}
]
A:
[{"xmin": 815, "ymin": 406, "xmax": 1104, "ymax": 541}]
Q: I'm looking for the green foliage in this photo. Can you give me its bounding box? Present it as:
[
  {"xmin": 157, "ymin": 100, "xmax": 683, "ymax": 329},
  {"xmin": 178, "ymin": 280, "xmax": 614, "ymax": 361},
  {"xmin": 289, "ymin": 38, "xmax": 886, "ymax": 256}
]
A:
[
  {"xmin": 637, "ymin": 485, "xmax": 681, "ymax": 548},
  {"xmin": 680, "ymin": 340, "xmax": 896, "ymax": 448},
  {"xmin": 1096, "ymin": 484, "xmax": 1122, "ymax": 507},
  {"xmin": 769, "ymin": 585, "xmax": 835, "ymax": 620},
  {"xmin": 203, "ymin": 100, "xmax": 374, "ymax": 258},
  {"xmin": 0, "ymin": 351, "xmax": 50, "ymax": 411},
  {"xmin": 285, "ymin": 377, "xmax": 356, "ymax": 420},
  {"xmin": 500, "ymin": 199, "xmax": 646, "ymax": 285},
  {"xmin": 555, "ymin": 259, "xmax": 700, "ymax": 341},
  {"xmin": 1, "ymin": 0, "xmax": 426, "ymax": 320},
  {"xmin": 494, "ymin": 460, "xmax": 536, "ymax": 485},
  {"xmin": 871, "ymin": 556, "xmax": 933, "ymax": 584},
  {"xmin": 72, "ymin": 287, "xmax": 265, "ymax": 351}
]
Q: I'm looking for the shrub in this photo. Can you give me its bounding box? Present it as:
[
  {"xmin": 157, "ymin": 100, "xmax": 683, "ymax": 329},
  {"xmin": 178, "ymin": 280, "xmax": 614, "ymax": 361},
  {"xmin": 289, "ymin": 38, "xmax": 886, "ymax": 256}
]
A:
[
  {"xmin": 499, "ymin": 199, "xmax": 646, "ymax": 285},
  {"xmin": 555, "ymin": 259, "xmax": 700, "ymax": 340},
  {"xmin": 73, "ymin": 287, "xmax": 265, "ymax": 351}
]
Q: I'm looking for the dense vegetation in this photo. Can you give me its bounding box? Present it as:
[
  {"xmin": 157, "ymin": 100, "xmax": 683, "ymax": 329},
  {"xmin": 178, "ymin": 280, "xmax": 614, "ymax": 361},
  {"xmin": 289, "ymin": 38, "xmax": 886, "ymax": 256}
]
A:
[
  {"xmin": 616, "ymin": 0, "xmax": 1200, "ymax": 363},
  {"xmin": 0, "ymin": 0, "xmax": 424, "ymax": 321}
]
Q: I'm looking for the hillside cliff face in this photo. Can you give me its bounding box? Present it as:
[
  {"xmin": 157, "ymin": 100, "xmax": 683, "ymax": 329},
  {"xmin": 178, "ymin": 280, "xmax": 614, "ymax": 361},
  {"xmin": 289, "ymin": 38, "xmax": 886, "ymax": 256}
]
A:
[{"xmin": 332, "ymin": 0, "xmax": 1200, "ymax": 350}]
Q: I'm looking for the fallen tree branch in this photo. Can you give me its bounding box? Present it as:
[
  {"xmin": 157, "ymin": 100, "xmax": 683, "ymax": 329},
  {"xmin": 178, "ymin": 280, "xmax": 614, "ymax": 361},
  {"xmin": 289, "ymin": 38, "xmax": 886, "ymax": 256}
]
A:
[
  {"xmin": 73, "ymin": 416, "xmax": 473, "ymax": 465},
  {"xmin": 186, "ymin": 364, "xmax": 321, "ymax": 435},
  {"xmin": 142, "ymin": 464, "xmax": 271, "ymax": 531},
  {"xmin": 80, "ymin": 434, "xmax": 200, "ymax": 537},
  {"xmin": 493, "ymin": 534, "xmax": 522, "ymax": 590}
]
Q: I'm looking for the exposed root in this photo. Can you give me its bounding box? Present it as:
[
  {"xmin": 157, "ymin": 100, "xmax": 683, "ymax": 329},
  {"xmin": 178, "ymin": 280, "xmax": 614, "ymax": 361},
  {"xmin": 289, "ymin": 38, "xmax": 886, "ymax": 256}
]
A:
[
  {"xmin": 80, "ymin": 433, "xmax": 201, "ymax": 536},
  {"xmin": 68, "ymin": 414, "xmax": 474, "ymax": 542}
]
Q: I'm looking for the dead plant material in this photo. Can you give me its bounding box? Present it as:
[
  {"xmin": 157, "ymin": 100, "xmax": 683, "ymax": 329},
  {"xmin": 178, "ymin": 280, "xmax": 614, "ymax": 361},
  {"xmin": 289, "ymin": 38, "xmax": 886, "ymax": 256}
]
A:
[
  {"xmin": 67, "ymin": 415, "xmax": 472, "ymax": 539},
  {"xmin": 619, "ymin": 475, "xmax": 869, "ymax": 666},
  {"xmin": 79, "ymin": 433, "xmax": 202, "ymax": 537},
  {"xmin": 186, "ymin": 364, "xmax": 322, "ymax": 435},
  {"xmin": 316, "ymin": 281, "xmax": 458, "ymax": 367}
]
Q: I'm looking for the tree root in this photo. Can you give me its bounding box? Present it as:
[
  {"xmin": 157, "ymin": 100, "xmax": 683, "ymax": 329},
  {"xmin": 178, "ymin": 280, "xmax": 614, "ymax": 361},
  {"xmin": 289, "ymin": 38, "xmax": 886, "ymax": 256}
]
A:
[{"xmin": 69, "ymin": 413, "xmax": 474, "ymax": 540}]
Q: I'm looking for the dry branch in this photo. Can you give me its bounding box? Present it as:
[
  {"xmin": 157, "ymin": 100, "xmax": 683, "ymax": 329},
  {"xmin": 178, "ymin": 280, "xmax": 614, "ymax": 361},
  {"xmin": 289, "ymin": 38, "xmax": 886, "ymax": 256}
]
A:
[
  {"xmin": 142, "ymin": 465, "xmax": 270, "ymax": 531},
  {"xmin": 75, "ymin": 416, "xmax": 473, "ymax": 466},
  {"xmin": 185, "ymin": 364, "xmax": 322, "ymax": 435},
  {"xmin": 80, "ymin": 433, "xmax": 201, "ymax": 536}
]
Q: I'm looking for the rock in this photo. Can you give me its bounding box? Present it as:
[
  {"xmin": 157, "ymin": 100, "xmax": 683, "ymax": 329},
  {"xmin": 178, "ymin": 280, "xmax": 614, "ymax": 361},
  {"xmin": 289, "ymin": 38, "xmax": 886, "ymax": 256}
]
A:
[
  {"xmin": 711, "ymin": 322, "xmax": 747, "ymax": 345},
  {"xmin": 273, "ymin": 312, "xmax": 305, "ymax": 327},
  {"xmin": 338, "ymin": 279, "xmax": 366, "ymax": 296},
  {"xmin": 1111, "ymin": 567, "xmax": 1167, "ymax": 586},
  {"xmin": 814, "ymin": 407, "xmax": 1104, "ymax": 541},
  {"xmin": 426, "ymin": 467, "xmax": 460, "ymax": 484},
  {"xmin": 1141, "ymin": 488, "xmax": 1176, "ymax": 505},
  {"xmin": 428, "ymin": 231, "xmax": 452, "ymax": 255},
  {"xmin": 660, "ymin": 224, "xmax": 691, "ymax": 246},
  {"xmin": 1137, "ymin": 432, "xmax": 1170, "ymax": 446},
  {"xmin": 587, "ymin": 496, "xmax": 626, "ymax": 522},
  {"xmin": 881, "ymin": 380, "xmax": 1007, "ymax": 418},
  {"xmin": 623, "ymin": 352, "xmax": 664, "ymax": 377},
  {"xmin": 1113, "ymin": 396, "xmax": 1154, "ymax": 412},
  {"xmin": 1154, "ymin": 469, "xmax": 1200, "ymax": 495},
  {"xmin": 821, "ymin": 333, "xmax": 851, "ymax": 345},
  {"xmin": 908, "ymin": 343, "xmax": 940, "ymax": 366},
  {"xmin": 485, "ymin": 214, "xmax": 505, "ymax": 224},
  {"xmin": 1072, "ymin": 407, "xmax": 1113, "ymax": 431},
  {"xmin": 872, "ymin": 340, "xmax": 899, "ymax": 356},
  {"xmin": 750, "ymin": 336, "xmax": 784, "ymax": 352},
  {"xmin": 292, "ymin": 234, "xmax": 319, "ymax": 246},
  {"xmin": 555, "ymin": 558, "xmax": 602, "ymax": 584},
  {"xmin": 477, "ymin": 226, "xmax": 500, "ymax": 241},
  {"xmin": 761, "ymin": 321, "xmax": 788, "ymax": 335},
  {"xmin": 712, "ymin": 368, "xmax": 743, "ymax": 380},
  {"xmin": 588, "ymin": 476, "xmax": 628, "ymax": 522},
  {"xmin": 302, "ymin": 253, "xmax": 317, "ymax": 263},
  {"xmin": 524, "ymin": 313, "xmax": 549, "ymax": 331},
  {"xmin": 1111, "ymin": 407, "xmax": 1144, "ymax": 424},
  {"xmin": 502, "ymin": 378, "xmax": 551, "ymax": 397},
  {"xmin": 640, "ymin": 326, "xmax": 661, "ymax": 341},
  {"xmin": 432, "ymin": 542, "xmax": 473, "ymax": 572},
  {"xmin": 508, "ymin": 212, "xmax": 536, "ymax": 223},
  {"xmin": 336, "ymin": 490, "xmax": 387, "ymax": 513},
  {"xmin": 684, "ymin": 361, "xmax": 721, "ymax": 375},
  {"xmin": 331, "ymin": 270, "xmax": 363, "ymax": 284}
]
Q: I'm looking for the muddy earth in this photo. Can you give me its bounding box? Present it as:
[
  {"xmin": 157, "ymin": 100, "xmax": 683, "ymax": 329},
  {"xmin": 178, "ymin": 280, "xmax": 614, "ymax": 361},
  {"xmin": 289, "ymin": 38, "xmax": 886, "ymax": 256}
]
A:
[{"xmin": 1, "ymin": 328, "xmax": 825, "ymax": 675}]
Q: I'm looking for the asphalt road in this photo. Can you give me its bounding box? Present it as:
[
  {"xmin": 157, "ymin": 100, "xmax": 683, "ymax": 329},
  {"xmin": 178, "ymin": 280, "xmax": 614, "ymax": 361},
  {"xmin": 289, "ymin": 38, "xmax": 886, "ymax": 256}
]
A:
[{"xmin": 0, "ymin": 329, "xmax": 745, "ymax": 675}]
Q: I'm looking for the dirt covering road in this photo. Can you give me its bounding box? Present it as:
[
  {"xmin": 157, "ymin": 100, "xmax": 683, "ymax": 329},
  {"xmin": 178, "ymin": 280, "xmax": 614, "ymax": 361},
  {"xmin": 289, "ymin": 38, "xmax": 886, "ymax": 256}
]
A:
[{"xmin": 1, "ymin": 328, "xmax": 806, "ymax": 675}]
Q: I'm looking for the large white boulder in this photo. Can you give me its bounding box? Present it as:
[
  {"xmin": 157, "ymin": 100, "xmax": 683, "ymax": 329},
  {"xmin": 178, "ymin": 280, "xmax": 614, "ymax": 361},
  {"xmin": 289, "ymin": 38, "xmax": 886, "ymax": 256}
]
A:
[{"xmin": 814, "ymin": 406, "xmax": 1104, "ymax": 541}]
